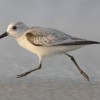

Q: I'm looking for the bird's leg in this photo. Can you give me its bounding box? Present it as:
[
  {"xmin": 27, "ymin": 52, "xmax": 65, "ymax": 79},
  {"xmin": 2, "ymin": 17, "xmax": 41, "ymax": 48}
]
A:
[
  {"xmin": 65, "ymin": 54, "xmax": 89, "ymax": 81},
  {"xmin": 17, "ymin": 63, "xmax": 42, "ymax": 78},
  {"xmin": 17, "ymin": 57, "xmax": 42, "ymax": 78}
]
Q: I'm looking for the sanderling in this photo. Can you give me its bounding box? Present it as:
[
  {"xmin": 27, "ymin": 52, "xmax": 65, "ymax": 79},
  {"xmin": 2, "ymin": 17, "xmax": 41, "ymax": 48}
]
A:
[{"xmin": 0, "ymin": 22, "xmax": 99, "ymax": 80}]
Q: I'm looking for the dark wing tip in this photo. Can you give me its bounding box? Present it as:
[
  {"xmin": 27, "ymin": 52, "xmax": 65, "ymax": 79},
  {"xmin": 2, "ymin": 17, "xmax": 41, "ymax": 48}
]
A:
[
  {"xmin": 72, "ymin": 41, "xmax": 100, "ymax": 45},
  {"xmin": 87, "ymin": 41, "xmax": 100, "ymax": 44},
  {"xmin": 56, "ymin": 40, "xmax": 100, "ymax": 46}
]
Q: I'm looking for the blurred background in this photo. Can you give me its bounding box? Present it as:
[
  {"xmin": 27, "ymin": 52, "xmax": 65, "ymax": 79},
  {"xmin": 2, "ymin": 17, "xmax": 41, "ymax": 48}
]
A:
[{"xmin": 0, "ymin": 0, "xmax": 100, "ymax": 100}]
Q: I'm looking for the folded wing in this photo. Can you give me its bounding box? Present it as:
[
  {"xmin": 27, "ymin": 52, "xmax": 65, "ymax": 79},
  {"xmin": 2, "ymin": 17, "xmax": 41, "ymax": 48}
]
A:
[{"xmin": 25, "ymin": 27, "xmax": 99, "ymax": 46}]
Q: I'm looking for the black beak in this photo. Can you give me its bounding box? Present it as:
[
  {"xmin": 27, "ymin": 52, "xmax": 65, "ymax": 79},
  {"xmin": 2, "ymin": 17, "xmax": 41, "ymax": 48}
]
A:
[{"xmin": 0, "ymin": 32, "xmax": 8, "ymax": 39}]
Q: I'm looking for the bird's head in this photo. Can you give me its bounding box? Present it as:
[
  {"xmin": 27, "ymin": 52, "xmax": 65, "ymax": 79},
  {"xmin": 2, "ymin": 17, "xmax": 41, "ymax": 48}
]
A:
[{"xmin": 0, "ymin": 22, "xmax": 28, "ymax": 39}]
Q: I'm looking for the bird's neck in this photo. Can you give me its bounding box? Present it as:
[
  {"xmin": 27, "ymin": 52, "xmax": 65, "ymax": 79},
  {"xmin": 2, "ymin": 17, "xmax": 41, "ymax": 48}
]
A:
[{"xmin": 14, "ymin": 28, "xmax": 28, "ymax": 39}]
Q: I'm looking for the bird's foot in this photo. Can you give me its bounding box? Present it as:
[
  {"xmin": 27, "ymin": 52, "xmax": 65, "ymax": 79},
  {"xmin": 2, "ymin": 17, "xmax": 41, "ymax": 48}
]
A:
[{"xmin": 16, "ymin": 71, "xmax": 31, "ymax": 78}]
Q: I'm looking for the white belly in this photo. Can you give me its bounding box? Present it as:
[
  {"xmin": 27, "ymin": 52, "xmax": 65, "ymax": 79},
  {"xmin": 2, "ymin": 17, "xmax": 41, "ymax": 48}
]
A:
[{"xmin": 17, "ymin": 37, "xmax": 84, "ymax": 58}]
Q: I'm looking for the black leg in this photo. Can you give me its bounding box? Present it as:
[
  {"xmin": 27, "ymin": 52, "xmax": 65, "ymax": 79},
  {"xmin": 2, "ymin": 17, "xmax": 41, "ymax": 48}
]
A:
[
  {"xmin": 65, "ymin": 54, "xmax": 89, "ymax": 81},
  {"xmin": 17, "ymin": 63, "xmax": 42, "ymax": 78}
]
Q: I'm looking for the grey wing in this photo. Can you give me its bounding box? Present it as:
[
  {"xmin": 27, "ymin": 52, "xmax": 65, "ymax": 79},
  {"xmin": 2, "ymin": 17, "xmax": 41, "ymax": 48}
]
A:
[{"xmin": 25, "ymin": 27, "xmax": 97, "ymax": 46}]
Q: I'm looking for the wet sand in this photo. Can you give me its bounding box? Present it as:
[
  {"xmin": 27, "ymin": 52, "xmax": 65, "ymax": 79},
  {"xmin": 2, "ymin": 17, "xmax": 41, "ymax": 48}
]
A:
[{"xmin": 0, "ymin": 76, "xmax": 100, "ymax": 100}]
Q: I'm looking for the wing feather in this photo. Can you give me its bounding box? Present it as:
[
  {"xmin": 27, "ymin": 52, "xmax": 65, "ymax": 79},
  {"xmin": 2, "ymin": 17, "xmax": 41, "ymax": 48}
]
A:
[{"xmin": 25, "ymin": 27, "xmax": 98, "ymax": 46}]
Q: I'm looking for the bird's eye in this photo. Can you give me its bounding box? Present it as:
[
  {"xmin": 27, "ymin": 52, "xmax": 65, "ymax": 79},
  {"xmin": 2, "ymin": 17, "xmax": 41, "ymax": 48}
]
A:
[{"xmin": 12, "ymin": 26, "xmax": 17, "ymax": 30}]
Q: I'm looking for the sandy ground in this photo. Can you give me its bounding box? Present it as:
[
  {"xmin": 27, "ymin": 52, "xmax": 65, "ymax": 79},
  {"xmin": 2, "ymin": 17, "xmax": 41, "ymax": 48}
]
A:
[{"xmin": 0, "ymin": 76, "xmax": 100, "ymax": 100}]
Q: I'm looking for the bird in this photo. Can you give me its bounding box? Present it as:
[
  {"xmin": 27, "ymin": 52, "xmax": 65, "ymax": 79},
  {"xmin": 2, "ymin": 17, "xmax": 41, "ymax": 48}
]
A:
[{"xmin": 0, "ymin": 22, "xmax": 99, "ymax": 81}]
